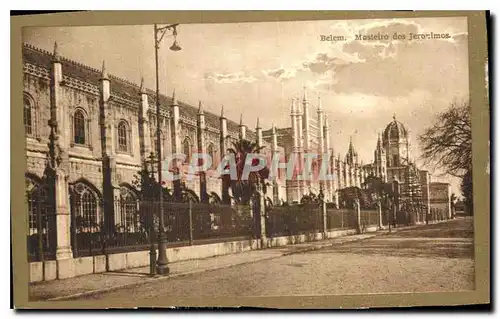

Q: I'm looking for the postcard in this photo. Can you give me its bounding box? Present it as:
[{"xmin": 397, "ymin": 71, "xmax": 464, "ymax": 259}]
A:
[{"xmin": 11, "ymin": 10, "xmax": 490, "ymax": 309}]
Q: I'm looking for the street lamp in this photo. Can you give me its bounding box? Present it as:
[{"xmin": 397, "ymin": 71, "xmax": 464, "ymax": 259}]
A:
[{"xmin": 153, "ymin": 23, "xmax": 182, "ymax": 275}]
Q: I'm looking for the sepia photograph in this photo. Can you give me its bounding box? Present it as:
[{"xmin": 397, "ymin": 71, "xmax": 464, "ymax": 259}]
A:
[{"xmin": 11, "ymin": 11, "xmax": 489, "ymax": 309}]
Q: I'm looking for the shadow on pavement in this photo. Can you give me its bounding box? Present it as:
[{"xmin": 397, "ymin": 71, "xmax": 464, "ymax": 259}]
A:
[{"xmin": 310, "ymin": 218, "xmax": 474, "ymax": 259}]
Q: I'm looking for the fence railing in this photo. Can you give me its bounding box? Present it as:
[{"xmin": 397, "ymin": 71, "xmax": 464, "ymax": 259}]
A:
[
  {"xmin": 30, "ymin": 191, "xmax": 451, "ymax": 261},
  {"xmin": 70, "ymin": 196, "xmax": 254, "ymax": 257},
  {"xmin": 360, "ymin": 210, "xmax": 379, "ymax": 228},
  {"xmin": 26, "ymin": 195, "xmax": 57, "ymax": 262},
  {"xmin": 325, "ymin": 208, "xmax": 356, "ymax": 230},
  {"xmin": 265, "ymin": 204, "xmax": 323, "ymax": 237}
]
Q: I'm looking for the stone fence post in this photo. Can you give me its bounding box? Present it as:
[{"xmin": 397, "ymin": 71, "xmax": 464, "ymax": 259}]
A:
[
  {"xmin": 377, "ymin": 200, "xmax": 383, "ymax": 230},
  {"xmin": 355, "ymin": 199, "xmax": 361, "ymax": 234},
  {"xmin": 259, "ymin": 192, "xmax": 267, "ymax": 248},
  {"xmin": 321, "ymin": 200, "xmax": 327, "ymax": 238}
]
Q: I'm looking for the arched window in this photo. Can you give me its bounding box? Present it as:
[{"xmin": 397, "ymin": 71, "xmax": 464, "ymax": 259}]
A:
[
  {"xmin": 71, "ymin": 182, "xmax": 100, "ymax": 232},
  {"xmin": 183, "ymin": 137, "xmax": 191, "ymax": 163},
  {"xmin": 207, "ymin": 143, "xmax": 216, "ymax": 169},
  {"xmin": 73, "ymin": 110, "xmax": 86, "ymax": 145},
  {"xmin": 118, "ymin": 186, "xmax": 138, "ymax": 232},
  {"xmin": 393, "ymin": 154, "xmax": 399, "ymax": 167},
  {"xmin": 117, "ymin": 121, "xmax": 129, "ymax": 152},
  {"xmin": 24, "ymin": 96, "xmax": 33, "ymax": 135}
]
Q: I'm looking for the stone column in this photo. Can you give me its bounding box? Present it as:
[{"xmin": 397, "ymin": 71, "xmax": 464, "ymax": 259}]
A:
[
  {"xmin": 220, "ymin": 106, "xmax": 229, "ymax": 204},
  {"xmin": 50, "ymin": 42, "xmax": 73, "ymax": 260},
  {"xmin": 139, "ymin": 78, "xmax": 152, "ymax": 160},
  {"xmin": 239, "ymin": 114, "xmax": 247, "ymax": 140},
  {"xmin": 99, "ymin": 61, "xmax": 119, "ymax": 231},
  {"xmin": 324, "ymin": 115, "xmax": 333, "ymax": 202},
  {"xmin": 321, "ymin": 199, "xmax": 327, "ymax": 236},
  {"xmin": 170, "ymin": 89, "xmax": 181, "ymax": 155},
  {"xmin": 296, "ymin": 99, "xmax": 304, "ymax": 198},
  {"xmin": 290, "ymin": 98, "xmax": 300, "ymax": 202},
  {"xmin": 197, "ymin": 101, "xmax": 207, "ymax": 202},
  {"xmin": 257, "ymin": 186, "xmax": 267, "ymax": 248},
  {"xmin": 302, "ymin": 88, "xmax": 310, "ymax": 192},
  {"xmin": 54, "ymin": 169, "xmax": 72, "ymax": 259},
  {"xmin": 271, "ymin": 124, "xmax": 280, "ymax": 205},
  {"xmin": 317, "ymin": 96, "xmax": 325, "ymax": 193},
  {"xmin": 256, "ymin": 118, "xmax": 263, "ymax": 148},
  {"xmin": 377, "ymin": 200, "xmax": 383, "ymax": 229},
  {"xmin": 170, "ymin": 90, "xmax": 182, "ymax": 199}
]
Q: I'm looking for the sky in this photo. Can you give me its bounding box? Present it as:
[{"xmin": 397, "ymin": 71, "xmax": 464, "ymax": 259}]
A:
[{"xmin": 23, "ymin": 17, "xmax": 469, "ymax": 195}]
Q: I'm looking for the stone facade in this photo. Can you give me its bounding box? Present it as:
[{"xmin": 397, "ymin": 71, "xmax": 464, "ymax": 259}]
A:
[{"xmin": 23, "ymin": 43, "xmax": 451, "ymax": 262}]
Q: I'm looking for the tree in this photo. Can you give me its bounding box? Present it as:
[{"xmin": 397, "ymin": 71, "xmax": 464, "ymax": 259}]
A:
[
  {"xmin": 131, "ymin": 155, "xmax": 195, "ymax": 203},
  {"xmin": 223, "ymin": 139, "xmax": 270, "ymax": 205},
  {"xmin": 460, "ymin": 168, "xmax": 473, "ymax": 215},
  {"xmin": 418, "ymin": 100, "xmax": 472, "ymax": 178}
]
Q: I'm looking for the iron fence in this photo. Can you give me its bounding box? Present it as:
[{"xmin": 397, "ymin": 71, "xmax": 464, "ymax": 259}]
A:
[
  {"xmin": 69, "ymin": 195, "xmax": 254, "ymax": 257},
  {"xmin": 265, "ymin": 204, "xmax": 323, "ymax": 237},
  {"xmin": 360, "ymin": 210, "xmax": 379, "ymax": 228},
  {"xmin": 70, "ymin": 196, "xmax": 106, "ymax": 258},
  {"xmin": 325, "ymin": 208, "xmax": 356, "ymax": 230},
  {"xmin": 26, "ymin": 192, "xmax": 56, "ymax": 262}
]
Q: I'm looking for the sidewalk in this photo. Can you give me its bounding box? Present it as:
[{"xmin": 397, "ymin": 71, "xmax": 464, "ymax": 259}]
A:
[{"xmin": 28, "ymin": 221, "xmax": 445, "ymax": 302}]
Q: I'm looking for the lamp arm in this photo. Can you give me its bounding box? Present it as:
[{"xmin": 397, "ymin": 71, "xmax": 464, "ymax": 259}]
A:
[{"xmin": 155, "ymin": 24, "xmax": 179, "ymax": 47}]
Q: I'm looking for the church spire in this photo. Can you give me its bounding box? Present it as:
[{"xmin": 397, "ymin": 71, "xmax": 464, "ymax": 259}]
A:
[
  {"xmin": 198, "ymin": 100, "xmax": 204, "ymax": 115},
  {"xmin": 303, "ymin": 85, "xmax": 308, "ymax": 102},
  {"xmin": 139, "ymin": 76, "xmax": 146, "ymax": 94},
  {"xmin": 52, "ymin": 41, "xmax": 60, "ymax": 62},
  {"xmin": 101, "ymin": 60, "xmax": 108, "ymax": 80},
  {"xmin": 220, "ymin": 105, "xmax": 225, "ymax": 118},
  {"xmin": 239, "ymin": 113, "xmax": 243, "ymax": 127},
  {"xmin": 317, "ymin": 95, "xmax": 322, "ymax": 111},
  {"xmin": 256, "ymin": 117, "xmax": 261, "ymax": 129},
  {"xmin": 291, "ymin": 97, "xmax": 297, "ymax": 115}
]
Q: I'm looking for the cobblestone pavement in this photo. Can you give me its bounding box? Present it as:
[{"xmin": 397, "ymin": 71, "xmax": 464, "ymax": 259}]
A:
[
  {"xmin": 29, "ymin": 232, "xmax": 379, "ymax": 301},
  {"xmin": 74, "ymin": 218, "xmax": 473, "ymax": 302}
]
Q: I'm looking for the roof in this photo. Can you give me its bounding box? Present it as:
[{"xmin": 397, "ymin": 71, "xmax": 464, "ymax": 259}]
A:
[
  {"xmin": 22, "ymin": 43, "xmax": 251, "ymax": 134},
  {"xmin": 383, "ymin": 115, "xmax": 408, "ymax": 141}
]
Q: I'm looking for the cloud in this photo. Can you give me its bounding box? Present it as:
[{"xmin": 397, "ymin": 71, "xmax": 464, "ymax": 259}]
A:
[
  {"xmin": 205, "ymin": 71, "xmax": 257, "ymax": 84},
  {"xmin": 301, "ymin": 51, "xmax": 365, "ymax": 75},
  {"xmin": 299, "ymin": 19, "xmax": 469, "ymax": 99},
  {"xmin": 262, "ymin": 66, "xmax": 297, "ymax": 81}
]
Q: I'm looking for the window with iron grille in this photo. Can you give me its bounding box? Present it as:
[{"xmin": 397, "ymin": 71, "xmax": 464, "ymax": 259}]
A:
[
  {"xmin": 24, "ymin": 96, "xmax": 33, "ymax": 136},
  {"xmin": 73, "ymin": 110, "xmax": 86, "ymax": 145},
  {"xmin": 117, "ymin": 121, "xmax": 129, "ymax": 152},
  {"xmin": 183, "ymin": 137, "xmax": 191, "ymax": 163},
  {"xmin": 207, "ymin": 143, "xmax": 216, "ymax": 169}
]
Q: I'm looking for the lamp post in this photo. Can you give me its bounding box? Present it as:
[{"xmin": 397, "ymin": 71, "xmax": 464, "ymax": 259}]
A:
[{"xmin": 153, "ymin": 23, "xmax": 182, "ymax": 275}]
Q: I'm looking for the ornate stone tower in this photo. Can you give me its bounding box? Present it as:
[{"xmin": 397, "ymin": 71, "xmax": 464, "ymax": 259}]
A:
[
  {"xmin": 374, "ymin": 133, "xmax": 387, "ymax": 182},
  {"xmin": 383, "ymin": 114, "xmax": 410, "ymax": 168},
  {"xmin": 382, "ymin": 114, "xmax": 410, "ymax": 184}
]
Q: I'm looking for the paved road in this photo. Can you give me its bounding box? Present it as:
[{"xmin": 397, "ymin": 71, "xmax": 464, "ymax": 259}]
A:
[{"xmin": 79, "ymin": 218, "xmax": 474, "ymax": 301}]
